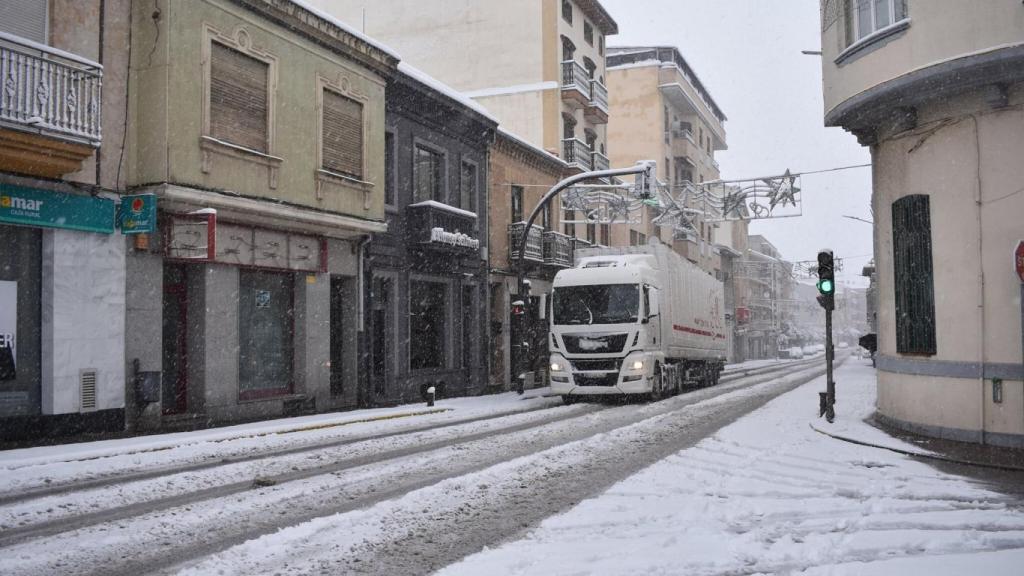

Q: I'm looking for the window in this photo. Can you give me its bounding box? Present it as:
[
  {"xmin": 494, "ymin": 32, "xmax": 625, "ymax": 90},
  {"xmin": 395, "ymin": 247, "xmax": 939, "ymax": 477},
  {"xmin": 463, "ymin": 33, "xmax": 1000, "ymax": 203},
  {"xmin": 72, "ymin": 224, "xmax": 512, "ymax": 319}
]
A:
[
  {"xmin": 583, "ymin": 57, "xmax": 597, "ymax": 79},
  {"xmin": 561, "ymin": 36, "xmax": 576, "ymax": 62},
  {"xmin": 321, "ymin": 89, "xmax": 363, "ymax": 179},
  {"xmin": 599, "ymin": 35, "xmax": 604, "ymax": 56},
  {"xmin": 460, "ymin": 160, "xmax": 478, "ymax": 213},
  {"xmin": 0, "ymin": 0, "xmax": 48, "ymax": 43},
  {"xmin": 600, "ymin": 224, "xmax": 610, "ymax": 246},
  {"xmin": 511, "ymin": 185, "xmax": 524, "ymax": 222},
  {"xmin": 892, "ymin": 194, "xmax": 936, "ymax": 355},
  {"xmin": 384, "ymin": 132, "xmax": 395, "ymax": 206},
  {"xmin": 541, "ymin": 202, "xmax": 552, "ymax": 231},
  {"xmin": 586, "ymin": 222, "xmax": 596, "ymax": 244},
  {"xmin": 410, "ymin": 280, "xmax": 448, "ymax": 370},
  {"xmin": 562, "ymin": 0, "xmax": 572, "ymax": 24},
  {"xmin": 564, "ymin": 209, "xmax": 576, "ymax": 237},
  {"xmin": 584, "ymin": 21, "xmax": 594, "ymax": 45},
  {"xmin": 414, "ymin": 145, "xmax": 444, "ymax": 203},
  {"xmin": 850, "ymin": 0, "xmax": 908, "ymax": 43},
  {"xmin": 238, "ymin": 270, "xmax": 293, "ymax": 399},
  {"xmin": 210, "ymin": 42, "xmax": 269, "ymax": 153},
  {"xmin": 563, "ymin": 114, "xmax": 577, "ymax": 140}
]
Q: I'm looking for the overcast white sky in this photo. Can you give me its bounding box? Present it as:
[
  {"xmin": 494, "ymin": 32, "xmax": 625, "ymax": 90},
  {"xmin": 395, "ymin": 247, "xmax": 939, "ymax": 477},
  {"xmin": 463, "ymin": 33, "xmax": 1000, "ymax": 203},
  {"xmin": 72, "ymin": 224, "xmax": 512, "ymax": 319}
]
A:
[{"xmin": 603, "ymin": 0, "xmax": 873, "ymax": 286}]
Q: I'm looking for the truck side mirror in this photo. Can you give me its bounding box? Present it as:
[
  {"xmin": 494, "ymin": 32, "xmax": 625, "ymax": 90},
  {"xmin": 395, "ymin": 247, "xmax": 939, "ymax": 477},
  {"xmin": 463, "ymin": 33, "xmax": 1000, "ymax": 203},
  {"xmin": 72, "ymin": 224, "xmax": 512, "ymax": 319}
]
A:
[{"xmin": 647, "ymin": 288, "xmax": 660, "ymax": 320}]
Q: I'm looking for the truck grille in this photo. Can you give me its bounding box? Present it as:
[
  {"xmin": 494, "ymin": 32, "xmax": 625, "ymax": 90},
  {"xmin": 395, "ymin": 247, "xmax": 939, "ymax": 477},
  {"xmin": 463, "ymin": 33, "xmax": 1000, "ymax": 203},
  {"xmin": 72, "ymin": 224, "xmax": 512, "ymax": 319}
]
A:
[
  {"xmin": 573, "ymin": 373, "xmax": 619, "ymax": 387},
  {"xmin": 571, "ymin": 358, "xmax": 622, "ymax": 372},
  {"xmin": 562, "ymin": 334, "xmax": 628, "ymax": 354}
]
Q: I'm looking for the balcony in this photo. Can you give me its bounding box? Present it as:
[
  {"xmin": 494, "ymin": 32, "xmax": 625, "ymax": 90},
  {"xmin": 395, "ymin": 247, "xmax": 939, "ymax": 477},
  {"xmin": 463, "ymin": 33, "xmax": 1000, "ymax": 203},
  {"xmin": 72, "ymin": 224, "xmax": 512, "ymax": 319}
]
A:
[
  {"xmin": 0, "ymin": 32, "xmax": 102, "ymax": 177},
  {"xmin": 542, "ymin": 230, "xmax": 574, "ymax": 268},
  {"xmin": 560, "ymin": 60, "xmax": 591, "ymax": 108},
  {"xmin": 562, "ymin": 138, "xmax": 593, "ymax": 173},
  {"xmin": 508, "ymin": 222, "xmax": 544, "ymax": 262},
  {"xmin": 584, "ymin": 79, "xmax": 609, "ymax": 123},
  {"xmin": 407, "ymin": 200, "xmax": 480, "ymax": 253},
  {"xmin": 591, "ymin": 150, "xmax": 610, "ymax": 173}
]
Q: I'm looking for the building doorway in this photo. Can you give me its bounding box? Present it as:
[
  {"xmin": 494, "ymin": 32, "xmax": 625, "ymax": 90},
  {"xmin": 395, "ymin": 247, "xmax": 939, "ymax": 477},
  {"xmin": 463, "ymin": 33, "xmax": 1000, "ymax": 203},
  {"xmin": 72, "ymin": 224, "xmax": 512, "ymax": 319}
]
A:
[
  {"xmin": 370, "ymin": 275, "xmax": 394, "ymax": 402},
  {"xmin": 329, "ymin": 276, "xmax": 347, "ymax": 398},
  {"xmin": 161, "ymin": 264, "xmax": 189, "ymax": 414}
]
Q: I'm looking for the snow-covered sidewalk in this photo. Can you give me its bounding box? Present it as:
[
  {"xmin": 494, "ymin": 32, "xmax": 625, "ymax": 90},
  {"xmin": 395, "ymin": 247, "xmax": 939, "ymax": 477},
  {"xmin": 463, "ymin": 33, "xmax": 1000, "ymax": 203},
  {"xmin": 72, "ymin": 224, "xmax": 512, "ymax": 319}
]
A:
[{"xmin": 438, "ymin": 359, "xmax": 1024, "ymax": 575}]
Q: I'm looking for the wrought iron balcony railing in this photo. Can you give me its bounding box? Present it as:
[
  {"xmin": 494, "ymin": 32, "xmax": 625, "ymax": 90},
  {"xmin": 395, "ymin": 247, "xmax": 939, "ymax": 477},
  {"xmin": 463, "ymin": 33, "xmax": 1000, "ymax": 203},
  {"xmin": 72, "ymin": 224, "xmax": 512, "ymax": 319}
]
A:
[
  {"xmin": 560, "ymin": 60, "xmax": 591, "ymax": 103},
  {"xmin": 509, "ymin": 222, "xmax": 544, "ymax": 262},
  {"xmin": 542, "ymin": 230, "xmax": 574, "ymax": 268},
  {"xmin": 0, "ymin": 32, "xmax": 103, "ymax": 145},
  {"xmin": 589, "ymin": 79, "xmax": 608, "ymax": 114},
  {"xmin": 562, "ymin": 138, "xmax": 593, "ymax": 171},
  {"xmin": 591, "ymin": 150, "xmax": 610, "ymax": 173}
]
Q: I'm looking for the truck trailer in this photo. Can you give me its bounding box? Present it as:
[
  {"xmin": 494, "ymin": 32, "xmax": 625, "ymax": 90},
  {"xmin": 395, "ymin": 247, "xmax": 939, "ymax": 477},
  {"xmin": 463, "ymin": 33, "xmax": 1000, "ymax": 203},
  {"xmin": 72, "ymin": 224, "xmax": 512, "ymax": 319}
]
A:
[{"xmin": 548, "ymin": 238, "xmax": 727, "ymax": 402}]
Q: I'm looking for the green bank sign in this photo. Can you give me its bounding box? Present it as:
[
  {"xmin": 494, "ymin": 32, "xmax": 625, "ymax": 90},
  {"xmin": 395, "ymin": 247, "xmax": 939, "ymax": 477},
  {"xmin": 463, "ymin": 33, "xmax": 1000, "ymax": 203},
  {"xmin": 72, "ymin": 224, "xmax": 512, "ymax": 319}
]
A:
[{"xmin": 0, "ymin": 184, "xmax": 115, "ymax": 234}]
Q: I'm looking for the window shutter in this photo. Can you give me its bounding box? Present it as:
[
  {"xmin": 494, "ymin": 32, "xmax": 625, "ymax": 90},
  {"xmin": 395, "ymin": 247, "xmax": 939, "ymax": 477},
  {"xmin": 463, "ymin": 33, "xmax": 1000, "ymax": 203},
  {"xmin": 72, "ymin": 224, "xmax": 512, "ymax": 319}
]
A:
[
  {"xmin": 210, "ymin": 43, "xmax": 269, "ymax": 153},
  {"xmin": 0, "ymin": 0, "xmax": 47, "ymax": 44},
  {"xmin": 322, "ymin": 89, "xmax": 363, "ymax": 179},
  {"xmin": 892, "ymin": 194, "xmax": 936, "ymax": 355}
]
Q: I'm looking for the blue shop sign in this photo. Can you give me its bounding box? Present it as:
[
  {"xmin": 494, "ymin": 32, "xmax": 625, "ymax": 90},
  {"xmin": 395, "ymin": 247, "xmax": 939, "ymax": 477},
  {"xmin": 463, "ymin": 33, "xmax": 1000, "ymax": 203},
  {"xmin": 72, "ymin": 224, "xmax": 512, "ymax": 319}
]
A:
[
  {"xmin": 0, "ymin": 183, "xmax": 115, "ymax": 234},
  {"xmin": 116, "ymin": 193, "xmax": 157, "ymax": 234}
]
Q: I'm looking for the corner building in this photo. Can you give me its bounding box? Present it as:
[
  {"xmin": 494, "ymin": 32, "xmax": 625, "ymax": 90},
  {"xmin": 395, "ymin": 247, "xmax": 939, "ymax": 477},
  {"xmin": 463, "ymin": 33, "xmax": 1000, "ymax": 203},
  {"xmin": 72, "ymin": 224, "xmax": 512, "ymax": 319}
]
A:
[{"xmin": 820, "ymin": 0, "xmax": 1024, "ymax": 446}]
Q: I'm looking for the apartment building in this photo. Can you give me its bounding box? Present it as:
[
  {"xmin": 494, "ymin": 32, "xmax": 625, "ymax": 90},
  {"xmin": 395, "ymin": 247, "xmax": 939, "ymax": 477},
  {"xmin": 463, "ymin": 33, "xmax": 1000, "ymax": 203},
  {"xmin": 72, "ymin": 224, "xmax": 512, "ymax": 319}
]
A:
[
  {"xmin": 820, "ymin": 0, "xmax": 1024, "ymax": 447},
  {"xmin": 1, "ymin": 0, "xmax": 131, "ymax": 438},
  {"xmin": 606, "ymin": 46, "xmax": 729, "ymax": 274},
  {"xmin": 124, "ymin": 0, "xmax": 395, "ymax": 429},
  {"xmin": 744, "ymin": 235, "xmax": 795, "ymax": 360}
]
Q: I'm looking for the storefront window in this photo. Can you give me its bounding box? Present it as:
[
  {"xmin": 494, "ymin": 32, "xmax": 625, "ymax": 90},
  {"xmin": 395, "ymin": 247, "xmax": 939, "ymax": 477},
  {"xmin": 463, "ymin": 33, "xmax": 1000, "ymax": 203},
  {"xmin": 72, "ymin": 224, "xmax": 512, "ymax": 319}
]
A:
[
  {"xmin": 410, "ymin": 280, "xmax": 448, "ymax": 370},
  {"xmin": 239, "ymin": 270, "xmax": 294, "ymax": 398},
  {"xmin": 0, "ymin": 226, "xmax": 40, "ymax": 416}
]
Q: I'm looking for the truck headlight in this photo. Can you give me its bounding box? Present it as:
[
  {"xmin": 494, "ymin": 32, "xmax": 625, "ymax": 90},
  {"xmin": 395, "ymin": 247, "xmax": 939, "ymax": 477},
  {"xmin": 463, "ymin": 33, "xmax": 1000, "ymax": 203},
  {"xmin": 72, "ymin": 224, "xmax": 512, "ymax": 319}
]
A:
[
  {"xmin": 631, "ymin": 360, "xmax": 644, "ymax": 371},
  {"xmin": 551, "ymin": 361, "xmax": 564, "ymax": 372}
]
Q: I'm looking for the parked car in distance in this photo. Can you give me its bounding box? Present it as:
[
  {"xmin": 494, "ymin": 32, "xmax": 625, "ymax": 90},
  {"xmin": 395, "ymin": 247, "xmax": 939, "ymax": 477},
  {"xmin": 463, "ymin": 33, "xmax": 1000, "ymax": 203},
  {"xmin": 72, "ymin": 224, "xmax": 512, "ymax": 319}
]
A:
[
  {"xmin": 802, "ymin": 345, "xmax": 817, "ymax": 356},
  {"xmin": 788, "ymin": 347, "xmax": 804, "ymax": 359}
]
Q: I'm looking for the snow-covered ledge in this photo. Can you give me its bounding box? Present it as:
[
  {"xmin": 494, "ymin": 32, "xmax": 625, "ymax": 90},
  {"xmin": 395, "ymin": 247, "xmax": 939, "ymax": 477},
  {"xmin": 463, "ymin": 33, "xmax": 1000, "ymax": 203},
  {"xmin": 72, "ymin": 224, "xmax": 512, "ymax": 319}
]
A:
[
  {"xmin": 408, "ymin": 200, "xmax": 478, "ymax": 219},
  {"xmin": 835, "ymin": 19, "xmax": 911, "ymax": 66}
]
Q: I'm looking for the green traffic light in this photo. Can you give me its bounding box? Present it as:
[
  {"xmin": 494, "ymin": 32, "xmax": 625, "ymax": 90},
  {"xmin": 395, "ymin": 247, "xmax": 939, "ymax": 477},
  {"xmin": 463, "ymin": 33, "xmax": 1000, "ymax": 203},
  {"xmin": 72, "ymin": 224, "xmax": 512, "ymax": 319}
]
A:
[{"xmin": 817, "ymin": 279, "xmax": 834, "ymax": 294}]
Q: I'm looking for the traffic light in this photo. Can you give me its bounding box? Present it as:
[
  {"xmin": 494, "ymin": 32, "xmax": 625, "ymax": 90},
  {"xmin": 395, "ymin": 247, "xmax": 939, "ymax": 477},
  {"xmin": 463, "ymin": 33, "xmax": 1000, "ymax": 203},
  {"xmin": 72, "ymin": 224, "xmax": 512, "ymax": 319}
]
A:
[{"xmin": 816, "ymin": 249, "xmax": 835, "ymax": 310}]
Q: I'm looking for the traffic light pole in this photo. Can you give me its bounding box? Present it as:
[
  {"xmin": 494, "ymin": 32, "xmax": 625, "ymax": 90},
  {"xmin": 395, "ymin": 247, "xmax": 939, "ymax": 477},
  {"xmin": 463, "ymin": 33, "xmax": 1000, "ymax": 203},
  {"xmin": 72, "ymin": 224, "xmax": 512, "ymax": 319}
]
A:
[{"xmin": 824, "ymin": 306, "xmax": 835, "ymax": 422}]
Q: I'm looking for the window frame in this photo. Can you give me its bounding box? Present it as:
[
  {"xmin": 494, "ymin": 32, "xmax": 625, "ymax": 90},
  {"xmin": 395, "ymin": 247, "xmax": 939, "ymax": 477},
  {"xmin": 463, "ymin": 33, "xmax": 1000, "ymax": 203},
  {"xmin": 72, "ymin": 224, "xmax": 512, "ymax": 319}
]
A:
[
  {"xmin": 561, "ymin": 0, "xmax": 573, "ymax": 25},
  {"xmin": 583, "ymin": 21, "xmax": 594, "ymax": 46},
  {"xmin": 318, "ymin": 84, "xmax": 367, "ymax": 182},
  {"xmin": 459, "ymin": 157, "xmax": 480, "ymax": 214},
  {"xmin": 201, "ymin": 26, "xmax": 281, "ymax": 186},
  {"xmin": 384, "ymin": 130, "xmax": 396, "ymax": 209},
  {"xmin": 412, "ymin": 140, "xmax": 448, "ymax": 204},
  {"xmin": 511, "ymin": 185, "xmax": 524, "ymax": 223}
]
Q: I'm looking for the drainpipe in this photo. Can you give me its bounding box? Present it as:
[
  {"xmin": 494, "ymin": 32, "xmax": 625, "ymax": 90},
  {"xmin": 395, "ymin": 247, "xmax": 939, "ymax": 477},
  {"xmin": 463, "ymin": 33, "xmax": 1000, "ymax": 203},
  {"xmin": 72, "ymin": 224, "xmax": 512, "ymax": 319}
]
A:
[{"xmin": 971, "ymin": 114, "xmax": 986, "ymax": 444}]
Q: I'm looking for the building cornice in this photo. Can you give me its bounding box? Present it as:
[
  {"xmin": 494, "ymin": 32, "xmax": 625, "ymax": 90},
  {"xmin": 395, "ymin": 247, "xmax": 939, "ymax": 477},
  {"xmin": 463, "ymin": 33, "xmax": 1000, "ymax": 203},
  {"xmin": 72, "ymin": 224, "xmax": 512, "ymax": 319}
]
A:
[
  {"xmin": 494, "ymin": 131, "xmax": 567, "ymax": 177},
  {"xmin": 228, "ymin": 0, "xmax": 399, "ymax": 77},
  {"xmin": 826, "ymin": 42, "xmax": 1024, "ymax": 133},
  {"xmin": 575, "ymin": 0, "xmax": 618, "ymax": 35}
]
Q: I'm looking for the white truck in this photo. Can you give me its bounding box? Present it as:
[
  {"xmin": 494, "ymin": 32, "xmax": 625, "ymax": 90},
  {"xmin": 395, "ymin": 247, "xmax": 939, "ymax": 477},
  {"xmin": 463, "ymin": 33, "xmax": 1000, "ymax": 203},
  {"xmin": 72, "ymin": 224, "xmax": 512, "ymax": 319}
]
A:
[{"xmin": 547, "ymin": 238, "xmax": 727, "ymax": 402}]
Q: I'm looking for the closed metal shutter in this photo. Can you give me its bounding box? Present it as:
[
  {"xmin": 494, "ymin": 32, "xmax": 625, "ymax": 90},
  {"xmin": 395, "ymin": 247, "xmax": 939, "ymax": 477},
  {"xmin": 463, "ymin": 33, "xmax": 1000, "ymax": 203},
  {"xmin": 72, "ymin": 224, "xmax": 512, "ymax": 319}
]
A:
[
  {"xmin": 892, "ymin": 194, "xmax": 936, "ymax": 355},
  {"xmin": 0, "ymin": 0, "xmax": 48, "ymax": 44},
  {"xmin": 210, "ymin": 42, "xmax": 268, "ymax": 153},
  {"xmin": 321, "ymin": 89, "xmax": 363, "ymax": 179}
]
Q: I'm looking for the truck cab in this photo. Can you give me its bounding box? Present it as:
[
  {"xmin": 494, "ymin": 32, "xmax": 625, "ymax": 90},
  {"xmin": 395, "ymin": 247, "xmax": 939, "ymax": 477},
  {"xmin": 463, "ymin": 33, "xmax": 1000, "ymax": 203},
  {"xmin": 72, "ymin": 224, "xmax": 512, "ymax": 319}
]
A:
[{"xmin": 548, "ymin": 254, "xmax": 665, "ymax": 398}]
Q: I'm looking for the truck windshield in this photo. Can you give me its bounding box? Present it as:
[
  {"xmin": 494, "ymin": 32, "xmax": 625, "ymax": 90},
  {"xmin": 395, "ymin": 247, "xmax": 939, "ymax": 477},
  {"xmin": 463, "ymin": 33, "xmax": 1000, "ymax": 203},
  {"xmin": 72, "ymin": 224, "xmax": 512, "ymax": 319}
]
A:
[{"xmin": 552, "ymin": 284, "xmax": 639, "ymax": 325}]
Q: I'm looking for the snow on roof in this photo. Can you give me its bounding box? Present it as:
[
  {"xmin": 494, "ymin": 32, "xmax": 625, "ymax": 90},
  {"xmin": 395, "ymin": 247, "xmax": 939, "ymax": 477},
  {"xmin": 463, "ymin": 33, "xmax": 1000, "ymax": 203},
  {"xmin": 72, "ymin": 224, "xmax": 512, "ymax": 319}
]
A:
[
  {"xmin": 408, "ymin": 200, "xmax": 478, "ymax": 220},
  {"xmin": 606, "ymin": 59, "xmax": 662, "ymax": 72},
  {"xmin": 497, "ymin": 127, "xmax": 568, "ymax": 166},
  {"xmin": 397, "ymin": 61, "xmax": 498, "ymax": 123},
  {"xmin": 288, "ymin": 0, "xmax": 400, "ymax": 60}
]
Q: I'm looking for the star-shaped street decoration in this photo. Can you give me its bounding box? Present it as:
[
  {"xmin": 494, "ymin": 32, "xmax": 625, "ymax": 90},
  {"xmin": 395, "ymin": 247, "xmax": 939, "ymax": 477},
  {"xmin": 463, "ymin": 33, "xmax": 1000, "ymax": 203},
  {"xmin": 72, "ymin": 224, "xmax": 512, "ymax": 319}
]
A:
[
  {"xmin": 764, "ymin": 169, "xmax": 800, "ymax": 211},
  {"xmin": 721, "ymin": 187, "xmax": 749, "ymax": 219}
]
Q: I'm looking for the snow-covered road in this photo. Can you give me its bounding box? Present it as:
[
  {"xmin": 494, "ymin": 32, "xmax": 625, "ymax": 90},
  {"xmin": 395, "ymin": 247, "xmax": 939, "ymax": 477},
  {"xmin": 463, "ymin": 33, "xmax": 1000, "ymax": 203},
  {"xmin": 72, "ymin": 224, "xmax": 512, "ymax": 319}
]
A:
[
  {"xmin": 0, "ymin": 357, "xmax": 826, "ymax": 575},
  {"xmin": 438, "ymin": 360, "xmax": 1024, "ymax": 576}
]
